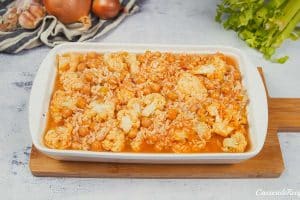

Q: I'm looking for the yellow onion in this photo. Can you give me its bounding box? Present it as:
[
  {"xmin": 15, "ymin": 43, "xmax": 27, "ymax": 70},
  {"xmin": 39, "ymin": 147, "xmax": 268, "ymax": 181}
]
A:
[
  {"xmin": 92, "ymin": 0, "xmax": 121, "ymax": 20},
  {"xmin": 43, "ymin": 0, "xmax": 92, "ymax": 29}
]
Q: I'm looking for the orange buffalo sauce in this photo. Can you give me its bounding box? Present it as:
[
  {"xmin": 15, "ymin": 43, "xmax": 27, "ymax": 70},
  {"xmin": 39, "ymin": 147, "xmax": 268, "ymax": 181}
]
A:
[{"xmin": 43, "ymin": 51, "xmax": 249, "ymax": 153}]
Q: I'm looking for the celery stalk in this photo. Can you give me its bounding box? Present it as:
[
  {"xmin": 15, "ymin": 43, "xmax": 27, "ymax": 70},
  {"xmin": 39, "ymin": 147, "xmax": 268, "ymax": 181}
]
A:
[
  {"xmin": 272, "ymin": 11, "xmax": 300, "ymax": 48},
  {"xmin": 272, "ymin": 0, "xmax": 300, "ymax": 31},
  {"xmin": 216, "ymin": 0, "xmax": 300, "ymax": 63}
]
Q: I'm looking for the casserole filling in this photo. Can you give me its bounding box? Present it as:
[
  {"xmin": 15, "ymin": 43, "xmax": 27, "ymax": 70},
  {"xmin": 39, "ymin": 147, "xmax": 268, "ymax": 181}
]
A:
[{"xmin": 44, "ymin": 51, "xmax": 249, "ymax": 153}]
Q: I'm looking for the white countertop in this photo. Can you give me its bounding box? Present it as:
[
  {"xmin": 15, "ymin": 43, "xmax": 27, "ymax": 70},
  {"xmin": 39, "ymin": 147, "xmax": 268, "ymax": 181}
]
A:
[{"xmin": 0, "ymin": 0, "xmax": 299, "ymax": 199}]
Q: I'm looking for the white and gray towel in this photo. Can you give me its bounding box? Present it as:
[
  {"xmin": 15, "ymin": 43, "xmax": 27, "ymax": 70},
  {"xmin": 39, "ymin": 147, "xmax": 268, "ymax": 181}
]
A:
[{"xmin": 0, "ymin": 0, "xmax": 138, "ymax": 53}]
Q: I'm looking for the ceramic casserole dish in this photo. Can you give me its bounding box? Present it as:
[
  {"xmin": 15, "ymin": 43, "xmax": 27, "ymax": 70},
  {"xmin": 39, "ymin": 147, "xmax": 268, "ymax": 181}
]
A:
[{"xmin": 29, "ymin": 43, "xmax": 268, "ymax": 164}]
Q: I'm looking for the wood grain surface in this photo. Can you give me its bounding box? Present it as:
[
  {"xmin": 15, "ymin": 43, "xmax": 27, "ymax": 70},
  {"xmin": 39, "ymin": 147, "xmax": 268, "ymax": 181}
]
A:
[{"xmin": 29, "ymin": 68, "xmax": 300, "ymax": 178}]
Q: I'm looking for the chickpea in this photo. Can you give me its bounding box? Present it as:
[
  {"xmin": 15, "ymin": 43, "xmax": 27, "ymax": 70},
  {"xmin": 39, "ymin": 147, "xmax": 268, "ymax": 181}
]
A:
[
  {"xmin": 128, "ymin": 128, "xmax": 138, "ymax": 139},
  {"xmin": 150, "ymin": 74, "xmax": 160, "ymax": 82},
  {"xmin": 81, "ymin": 84, "xmax": 91, "ymax": 95},
  {"xmin": 166, "ymin": 54, "xmax": 175, "ymax": 62},
  {"xmin": 221, "ymin": 85, "xmax": 231, "ymax": 95},
  {"xmin": 233, "ymin": 71, "xmax": 241, "ymax": 80},
  {"xmin": 108, "ymin": 76, "xmax": 118, "ymax": 86},
  {"xmin": 207, "ymin": 73, "xmax": 215, "ymax": 80},
  {"xmin": 211, "ymin": 90, "xmax": 220, "ymax": 99},
  {"xmin": 76, "ymin": 97, "xmax": 87, "ymax": 109},
  {"xmin": 143, "ymin": 87, "xmax": 151, "ymax": 95},
  {"xmin": 166, "ymin": 92, "xmax": 178, "ymax": 101},
  {"xmin": 147, "ymin": 135, "xmax": 158, "ymax": 144},
  {"xmin": 87, "ymin": 59, "xmax": 99, "ymax": 69},
  {"xmin": 196, "ymin": 108, "xmax": 205, "ymax": 117},
  {"xmin": 237, "ymin": 95, "xmax": 244, "ymax": 101},
  {"xmin": 96, "ymin": 96, "xmax": 104, "ymax": 102},
  {"xmin": 98, "ymin": 86, "xmax": 108, "ymax": 96},
  {"xmin": 167, "ymin": 109, "xmax": 178, "ymax": 120},
  {"xmin": 206, "ymin": 117, "xmax": 215, "ymax": 126},
  {"xmin": 62, "ymin": 108, "xmax": 73, "ymax": 118},
  {"xmin": 87, "ymin": 52, "xmax": 97, "ymax": 59},
  {"xmin": 150, "ymin": 83, "xmax": 161, "ymax": 92},
  {"xmin": 71, "ymin": 142, "xmax": 82, "ymax": 150},
  {"xmin": 78, "ymin": 126, "xmax": 89, "ymax": 137},
  {"xmin": 84, "ymin": 72, "xmax": 94, "ymax": 82},
  {"xmin": 77, "ymin": 63, "xmax": 86, "ymax": 72},
  {"xmin": 154, "ymin": 52, "xmax": 161, "ymax": 57},
  {"xmin": 119, "ymin": 71, "xmax": 127, "ymax": 81},
  {"xmin": 89, "ymin": 121, "xmax": 98, "ymax": 131},
  {"xmin": 133, "ymin": 75, "xmax": 146, "ymax": 84},
  {"xmin": 90, "ymin": 140, "xmax": 102, "ymax": 151},
  {"xmin": 205, "ymin": 81, "xmax": 215, "ymax": 90},
  {"xmin": 141, "ymin": 117, "xmax": 152, "ymax": 128},
  {"xmin": 189, "ymin": 104, "xmax": 198, "ymax": 112}
]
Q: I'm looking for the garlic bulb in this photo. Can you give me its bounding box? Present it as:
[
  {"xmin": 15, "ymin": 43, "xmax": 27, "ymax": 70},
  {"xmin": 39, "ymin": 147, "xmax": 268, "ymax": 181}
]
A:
[
  {"xmin": 0, "ymin": 8, "xmax": 18, "ymax": 32},
  {"xmin": 0, "ymin": 0, "xmax": 46, "ymax": 31},
  {"xmin": 18, "ymin": 3, "xmax": 45, "ymax": 29},
  {"xmin": 15, "ymin": 0, "xmax": 41, "ymax": 13}
]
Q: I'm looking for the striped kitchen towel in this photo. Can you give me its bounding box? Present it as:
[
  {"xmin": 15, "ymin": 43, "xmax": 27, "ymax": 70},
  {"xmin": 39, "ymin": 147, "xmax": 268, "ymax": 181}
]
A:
[{"xmin": 0, "ymin": 0, "xmax": 138, "ymax": 53}]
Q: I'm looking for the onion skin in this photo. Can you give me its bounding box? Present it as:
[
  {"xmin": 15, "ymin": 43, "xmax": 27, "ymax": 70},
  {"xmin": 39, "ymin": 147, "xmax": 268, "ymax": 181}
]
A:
[
  {"xmin": 92, "ymin": 0, "xmax": 121, "ymax": 20},
  {"xmin": 43, "ymin": 0, "xmax": 92, "ymax": 24}
]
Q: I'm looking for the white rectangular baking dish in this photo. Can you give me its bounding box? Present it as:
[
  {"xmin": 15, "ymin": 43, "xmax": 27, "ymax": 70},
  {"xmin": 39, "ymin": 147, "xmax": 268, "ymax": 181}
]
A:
[{"xmin": 29, "ymin": 43, "xmax": 268, "ymax": 164}]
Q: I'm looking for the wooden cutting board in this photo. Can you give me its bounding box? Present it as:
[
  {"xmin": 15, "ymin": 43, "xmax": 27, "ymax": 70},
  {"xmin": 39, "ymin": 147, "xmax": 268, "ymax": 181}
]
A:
[{"xmin": 29, "ymin": 68, "xmax": 300, "ymax": 178}]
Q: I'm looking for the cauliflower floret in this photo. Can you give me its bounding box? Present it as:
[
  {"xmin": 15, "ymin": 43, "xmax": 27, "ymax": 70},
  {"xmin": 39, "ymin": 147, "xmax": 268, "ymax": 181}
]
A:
[
  {"xmin": 170, "ymin": 127, "xmax": 194, "ymax": 142},
  {"xmin": 104, "ymin": 53, "xmax": 127, "ymax": 72},
  {"xmin": 150, "ymin": 59, "xmax": 167, "ymax": 75},
  {"xmin": 213, "ymin": 119, "xmax": 234, "ymax": 137},
  {"xmin": 120, "ymin": 115, "xmax": 132, "ymax": 133},
  {"xmin": 210, "ymin": 56, "xmax": 227, "ymax": 79},
  {"xmin": 81, "ymin": 109, "xmax": 96, "ymax": 125},
  {"xmin": 171, "ymin": 142, "xmax": 191, "ymax": 153},
  {"xmin": 212, "ymin": 56, "xmax": 227, "ymax": 67},
  {"xmin": 57, "ymin": 54, "xmax": 80, "ymax": 73},
  {"xmin": 207, "ymin": 103, "xmax": 219, "ymax": 117},
  {"xmin": 143, "ymin": 93, "xmax": 166, "ymax": 109},
  {"xmin": 177, "ymin": 72, "xmax": 207, "ymax": 100},
  {"xmin": 117, "ymin": 109, "xmax": 140, "ymax": 133},
  {"xmin": 91, "ymin": 85, "xmax": 109, "ymax": 97},
  {"xmin": 172, "ymin": 129, "xmax": 189, "ymax": 141},
  {"xmin": 130, "ymin": 131, "xmax": 144, "ymax": 152},
  {"xmin": 192, "ymin": 56, "xmax": 227, "ymax": 79},
  {"xmin": 126, "ymin": 53, "xmax": 140, "ymax": 74},
  {"xmin": 95, "ymin": 119, "xmax": 118, "ymax": 141},
  {"xmin": 60, "ymin": 72, "xmax": 84, "ymax": 91},
  {"xmin": 89, "ymin": 101, "xmax": 115, "ymax": 120},
  {"xmin": 142, "ymin": 93, "xmax": 166, "ymax": 117},
  {"xmin": 116, "ymin": 88, "xmax": 135, "ymax": 104},
  {"xmin": 194, "ymin": 121, "xmax": 211, "ymax": 140},
  {"xmin": 50, "ymin": 90, "xmax": 77, "ymax": 123},
  {"xmin": 222, "ymin": 131, "xmax": 247, "ymax": 152},
  {"xmin": 206, "ymin": 103, "xmax": 235, "ymax": 137},
  {"xmin": 142, "ymin": 102, "xmax": 156, "ymax": 117},
  {"xmin": 54, "ymin": 91, "xmax": 77, "ymax": 109},
  {"xmin": 127, "ymin": 98, "xmax": 142, "ymax": 114},
  {"xmin": 44, "ymin": 124, "xmax": 73, "ymax": 149},
  {"xmin": 191, "ymin": 64, "xmax": 216, "ymax": 75},
  {"xmin": 57, "ymin": 55, "xmax": 70, "ymax": 72},
  {"xmin": 102, "ymin": 128, "xmax": 125, "ymax": 152}
]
